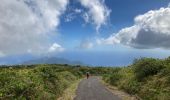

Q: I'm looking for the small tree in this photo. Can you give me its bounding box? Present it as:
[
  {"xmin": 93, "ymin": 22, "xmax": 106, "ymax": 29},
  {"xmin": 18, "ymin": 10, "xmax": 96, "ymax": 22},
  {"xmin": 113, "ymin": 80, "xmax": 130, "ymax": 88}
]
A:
[{"xmin": 133, "ymin": 58, "xmax": 164, "ymax": 81}]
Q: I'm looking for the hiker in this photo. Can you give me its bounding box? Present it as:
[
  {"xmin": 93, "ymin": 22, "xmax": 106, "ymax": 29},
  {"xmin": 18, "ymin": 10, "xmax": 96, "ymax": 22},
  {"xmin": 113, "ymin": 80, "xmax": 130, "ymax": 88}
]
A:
[{"xmin": 86, "ymin": 72, "xmax": 90, "ymax": 79}]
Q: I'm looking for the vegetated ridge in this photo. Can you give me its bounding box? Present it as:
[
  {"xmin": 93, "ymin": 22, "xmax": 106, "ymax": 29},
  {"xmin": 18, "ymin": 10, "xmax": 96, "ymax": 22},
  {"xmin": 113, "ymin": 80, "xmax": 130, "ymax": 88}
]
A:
[
  {"xmin": 103, "ymin": 57, "xmax": 170, "ymax": 100},
  {"xmin": 0, "ymin": 64, "xmax": 112, "ymax": 99},
  {"xmin": 23, "ymin": 57, "xmax": 84, "ymax": 65}
]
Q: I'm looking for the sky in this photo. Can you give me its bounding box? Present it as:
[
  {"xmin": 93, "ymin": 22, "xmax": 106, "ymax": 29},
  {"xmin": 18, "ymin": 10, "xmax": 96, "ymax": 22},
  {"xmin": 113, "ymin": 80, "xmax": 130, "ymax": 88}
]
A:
[{"xmin": 0, "ymin": 0, "xmax": 170, "ymax": 66}]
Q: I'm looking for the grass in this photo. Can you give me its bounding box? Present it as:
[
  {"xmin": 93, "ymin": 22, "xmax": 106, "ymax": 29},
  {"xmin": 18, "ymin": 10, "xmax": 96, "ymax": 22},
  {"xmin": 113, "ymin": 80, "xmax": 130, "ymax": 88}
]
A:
[
  {"xmin": 101, "ymin": 80, "xmax": 139, "ymax": 100},
  {"xmin": 57, "ymin": 79, "xmax": 82, "ymax": 100},
  {"xmin": 0, "ymin": 65, "xmax": 82, "ymax": 99},
  {"xmin": 0, "ymin": 64, "xmax": 109, "ymax": 99},
  {"xmin": 1, "ymin": 57, "xmax": 170, "ymax": 100},
  {"xmin": 103, "ymin": 57, "xmax": 170, "ymax": 100}
]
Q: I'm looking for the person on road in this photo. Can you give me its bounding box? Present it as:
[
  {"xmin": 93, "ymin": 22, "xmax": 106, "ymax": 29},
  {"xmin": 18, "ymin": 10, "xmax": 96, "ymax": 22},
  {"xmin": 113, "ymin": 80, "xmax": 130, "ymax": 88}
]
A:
[{"xmin": 86, "ymin": 72, "xmax": 90, "ymax": 79}]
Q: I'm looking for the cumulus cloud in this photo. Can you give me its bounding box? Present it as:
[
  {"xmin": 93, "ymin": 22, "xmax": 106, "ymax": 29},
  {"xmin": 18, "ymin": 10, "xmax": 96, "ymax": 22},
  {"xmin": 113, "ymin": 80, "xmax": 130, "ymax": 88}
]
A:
[
  {"xmin": 0, "ymin": 0, "xmax": 69, "ymax": 56},
  {"xmin": 48, "ymin": 43, "xmax": 65, "ymax": 53},
  {"xmin": 100, "ymin": 6, "xmax": 170, "ymax": 49},
  {"xmin": 79, "ymin": 0, "xmax": 111, "ymax": 31}
]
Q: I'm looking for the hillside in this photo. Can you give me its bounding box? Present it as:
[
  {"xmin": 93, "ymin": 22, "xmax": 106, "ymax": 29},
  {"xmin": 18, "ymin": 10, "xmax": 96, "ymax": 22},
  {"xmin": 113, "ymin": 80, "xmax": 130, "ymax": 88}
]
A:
[
  {"xmin": 0, "ymin": 57, "xmax": 170, "ymax": 100},
  {"xmin": 103, "ymin": 57, "xmax": 170, "ymax": 100},
  {"xmin": 0, "ymin": 64, "xmax": 111, "ymax": 99},
  {"xmin": 23, "ymin": 57, "xmax": 84, "ymax": 65}
]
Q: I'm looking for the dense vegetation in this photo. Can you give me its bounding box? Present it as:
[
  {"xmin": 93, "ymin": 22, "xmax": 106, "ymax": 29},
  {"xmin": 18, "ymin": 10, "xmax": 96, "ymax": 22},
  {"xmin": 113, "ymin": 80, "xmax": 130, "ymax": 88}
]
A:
[
  {"xmin": 1, "ymin": 57, "xmax": 170, "ymax": 100},
  {"xmin": 0, "ymin": 64, "xmax": 108, "ymax": 100},
  {"xmin": 103, "ymin": 57, "xmax": 170, "ymax": 100}
]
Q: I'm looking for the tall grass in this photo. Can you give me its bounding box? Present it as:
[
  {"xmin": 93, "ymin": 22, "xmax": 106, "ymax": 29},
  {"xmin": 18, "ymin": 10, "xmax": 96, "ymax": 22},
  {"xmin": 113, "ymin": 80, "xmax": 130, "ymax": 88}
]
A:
[
  {"xmin": 103, "ymin": 57, "xmax": 170, "ymax": 100},
  {"xmin": 0, "ymin": 64, "xmax": 83, "ymax": 99},
  {"xmin": 0, "ymin": 64, "xmax": 111, "ymax": 99}
]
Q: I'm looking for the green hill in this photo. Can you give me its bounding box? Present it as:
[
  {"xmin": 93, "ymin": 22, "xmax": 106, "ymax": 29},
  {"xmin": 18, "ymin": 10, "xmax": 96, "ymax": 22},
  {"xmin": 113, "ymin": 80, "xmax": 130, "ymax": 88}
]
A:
[
  {"xmin": 1, "ymin": 57, "xmax": 170, "ymax": 100},
  {"xmin": 0, "ymin": 64, "xmax": 111, "ymax": 99},
  {"xmin": 103, "ymin": 57, "xmax": 170, "ymax": 100}
]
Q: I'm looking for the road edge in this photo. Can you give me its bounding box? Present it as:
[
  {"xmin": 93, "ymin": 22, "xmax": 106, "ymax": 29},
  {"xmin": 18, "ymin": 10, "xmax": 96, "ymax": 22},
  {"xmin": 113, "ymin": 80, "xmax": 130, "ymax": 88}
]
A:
[
  {"xmin": 100, "ymin": 78, "xmax": 140, "ymax": 100},
  {"xmin": 57, "ymin": 79, "xmax": 82, "ymax": 100}
]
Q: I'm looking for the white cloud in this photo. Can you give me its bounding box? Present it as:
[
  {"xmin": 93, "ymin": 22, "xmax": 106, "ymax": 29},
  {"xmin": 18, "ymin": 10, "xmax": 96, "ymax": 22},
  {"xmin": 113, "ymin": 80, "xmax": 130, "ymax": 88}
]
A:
[
  {"xmin": 82, "ymin": 12, "xmax": 90, "ymax": 23},
  {"xmin": 74, "ymin": 8, "xmax": 82, "ymax": 13},
  {"xmin": 78, "ymin": 40, "xmax": 93, "ymax": 49},
  {"xmin": 100, "ymin": 6, "xmax": 170, "ymax": 49},
  {"xmin": 65, "ymin": 13, "xmax": 75, "ymax": 22},
  {"xmin": 48, "ymin": 43, "xmax": 65, "ymax": 53},
  {"xmin": 0, "ymin": 0, "xmax": 69, "ymax": 56},
  {"xmin": 64, "ymin": 8, "xmax": 82, "ymax": 22},
  {"xmin": 79, "ymin": 0, "xmax": 111, "ymax": 31}
]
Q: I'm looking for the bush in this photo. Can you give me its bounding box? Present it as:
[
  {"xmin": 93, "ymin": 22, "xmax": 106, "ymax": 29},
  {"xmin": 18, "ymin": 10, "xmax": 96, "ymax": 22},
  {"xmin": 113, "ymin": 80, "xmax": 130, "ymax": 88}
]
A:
[
  {"xmin": 160, "ymin": 65, "xmax": 170, "ymax": 83},
  {"xmin": 102, "ymin": 67, "xmax": 122, "ymax": 85},
  {"xmin": 0, "ymin": 64, "xmax": 82, "ymax": 99},
  {"xmin": 133, "ymin": 58, "xmax": 164, "ymax": 81},
  {"xmin": 109, "ymin": 72, "xmax": 122, "ymax": 86},
  {"xmin": 120, "ymin": 78, "xmax": 140, "ymax": 94},
  {"xmin": 103, "ymin": 57, "xmax": 170, "ymax": 100}
]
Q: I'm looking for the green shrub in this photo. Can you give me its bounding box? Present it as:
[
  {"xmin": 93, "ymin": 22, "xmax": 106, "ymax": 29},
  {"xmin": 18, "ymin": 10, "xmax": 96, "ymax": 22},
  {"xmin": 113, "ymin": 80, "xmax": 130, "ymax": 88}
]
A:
[
  {"xmin": 0, "ymin": 64, "xmax": 82, "ymax": 99},
  {"xmin": 160, "ymin": 65, "xmax": 170, "ymax": 83},
  {"xmin": 138, "ymin": 75, "xmax": 170, "ymax": 100},
  {"xmin": 102, "ymin": 67, "xmax": 122, "ymax": 85},
  {"xmin": 133, "ymin": 58, "xmax": 164, "ymax": 81},
  {"xmin": 0, "ymin": 69, "xmax": 40, "ymax": 99},
  {"xmin": 109, "ymin": 72, "xmax": 122, "ymax": 86},
  {"xmin": 102, "ymin": 57, "xmax": 170, "ymax": 100},
  {"xmin": 120, "ymin": 78, "xmax": 140, "ymax": 94}
]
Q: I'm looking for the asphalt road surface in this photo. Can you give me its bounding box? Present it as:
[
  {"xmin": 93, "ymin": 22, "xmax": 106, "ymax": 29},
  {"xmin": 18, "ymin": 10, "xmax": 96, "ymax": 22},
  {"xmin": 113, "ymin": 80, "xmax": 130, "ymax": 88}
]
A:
[{"xmin": 74, "ymin": 76, "xmax": 122, "ymax": 100}]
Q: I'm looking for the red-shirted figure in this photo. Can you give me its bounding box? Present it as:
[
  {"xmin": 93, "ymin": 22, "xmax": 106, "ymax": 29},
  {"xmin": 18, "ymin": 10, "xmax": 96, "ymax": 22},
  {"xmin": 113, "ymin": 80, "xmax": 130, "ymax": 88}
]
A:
[{"xmin": 86, "ymin": 72, "xmax": 90, "ymax": 79}]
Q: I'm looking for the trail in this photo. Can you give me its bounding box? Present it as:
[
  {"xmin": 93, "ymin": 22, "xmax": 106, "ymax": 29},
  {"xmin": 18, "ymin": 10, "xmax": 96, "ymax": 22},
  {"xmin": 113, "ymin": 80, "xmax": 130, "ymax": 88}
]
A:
[{"xmin": 74, "ymin": 76, "xmax": 121, "ymax": 100}]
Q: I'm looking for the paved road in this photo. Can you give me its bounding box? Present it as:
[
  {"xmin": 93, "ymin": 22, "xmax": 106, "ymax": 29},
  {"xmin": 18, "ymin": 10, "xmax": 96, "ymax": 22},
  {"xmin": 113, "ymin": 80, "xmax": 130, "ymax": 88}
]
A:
[{"xmin": 74, "ymin": 76, "xmax": 121, "ymax": 100}]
